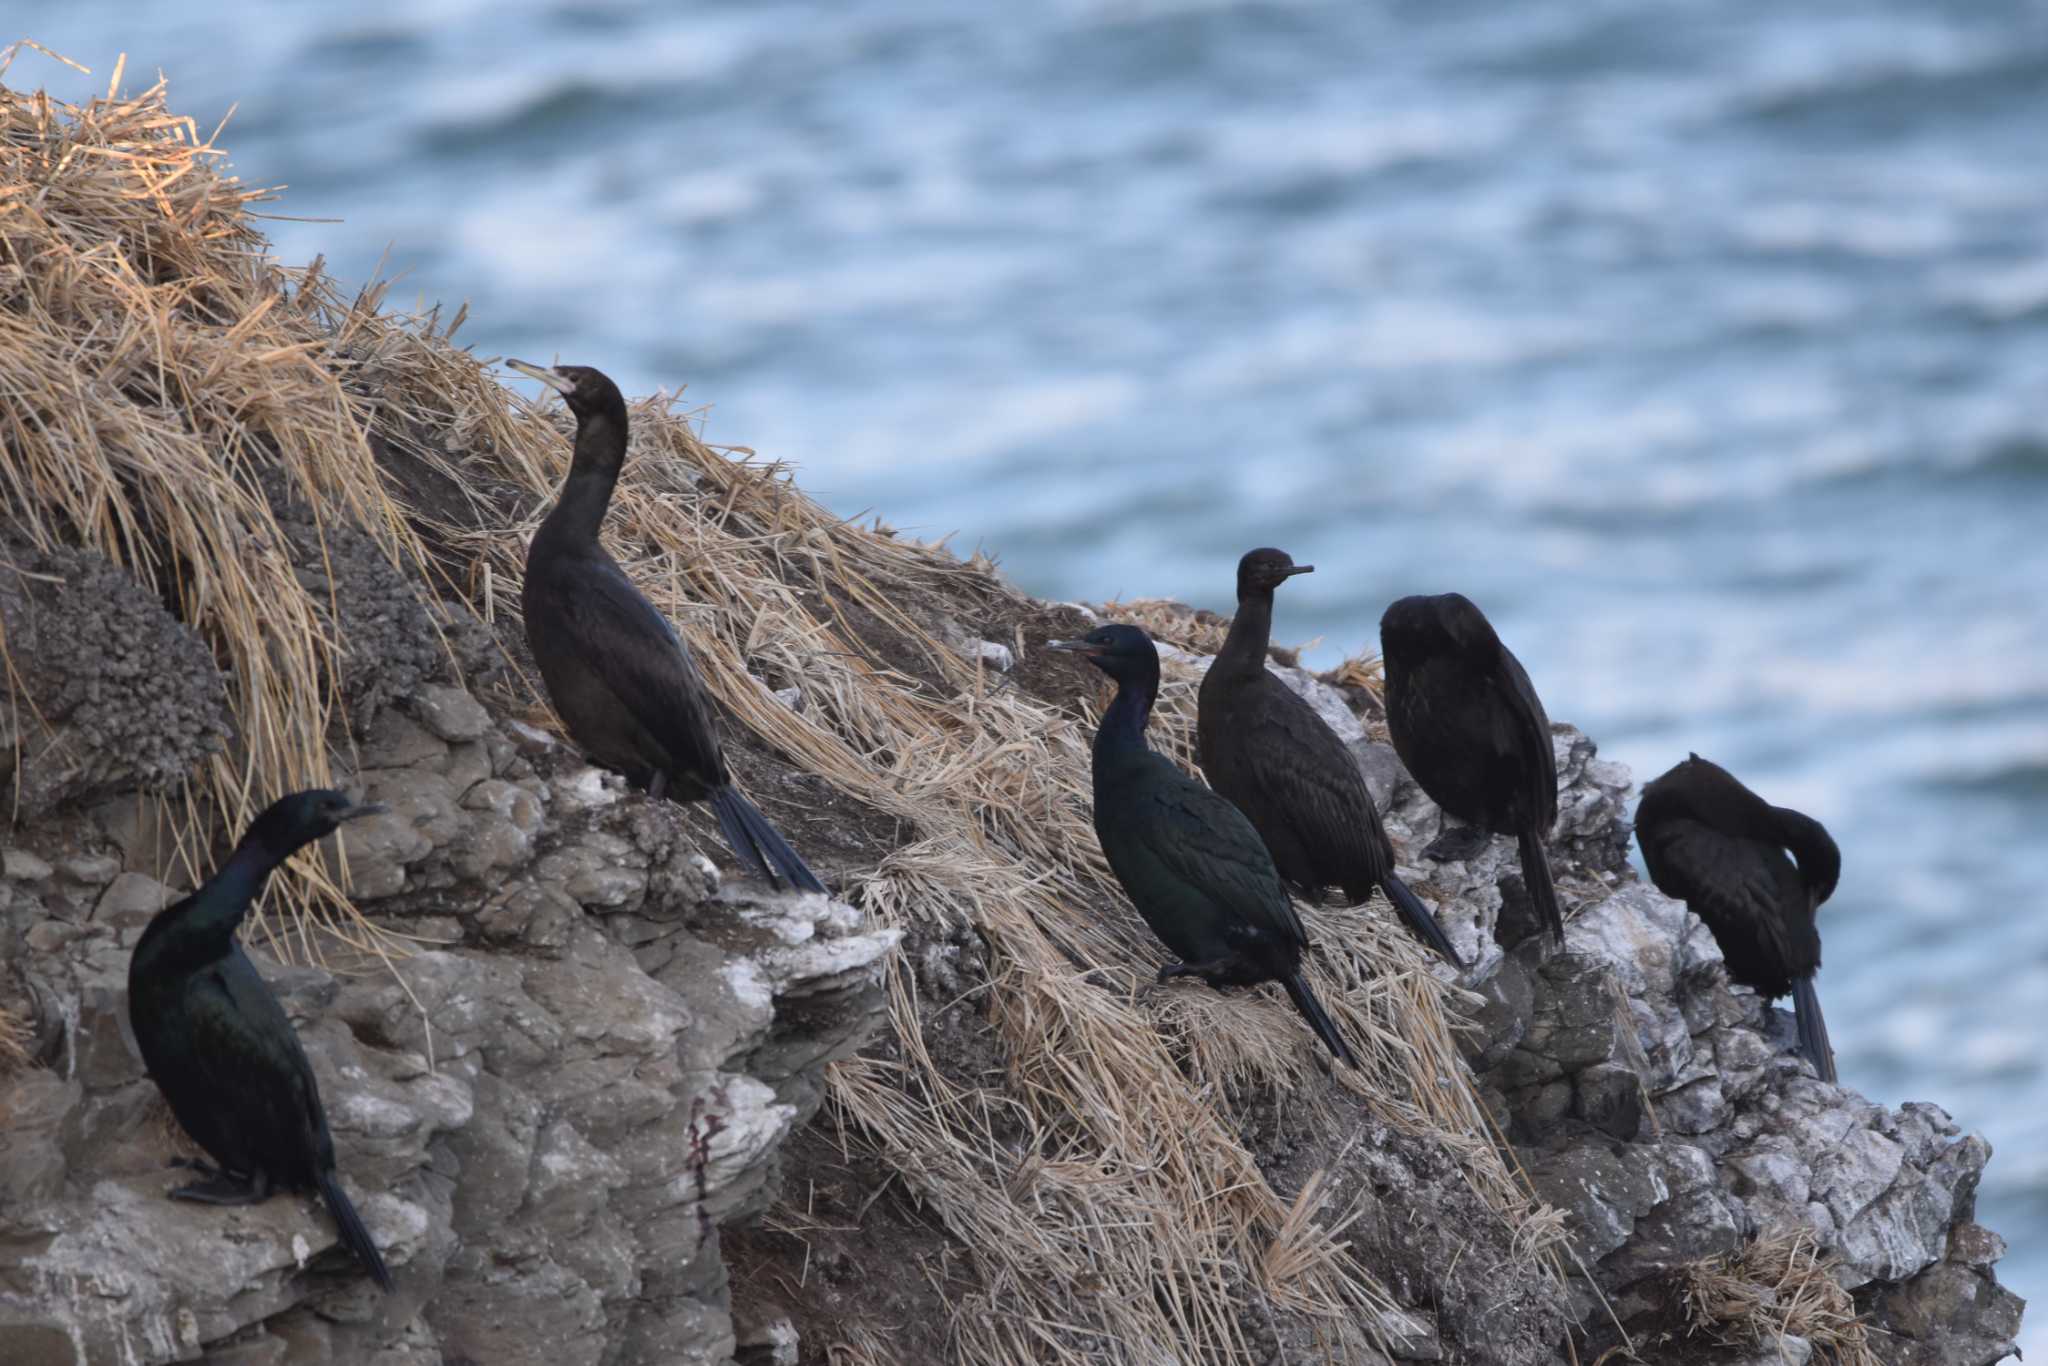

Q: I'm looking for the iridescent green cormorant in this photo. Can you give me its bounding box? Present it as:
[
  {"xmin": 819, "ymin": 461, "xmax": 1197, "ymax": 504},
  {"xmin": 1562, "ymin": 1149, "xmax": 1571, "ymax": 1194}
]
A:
[
  {"xmin": 127, "ymin": 790, "xmax": 393, "ymax": 1290},
  {"xmin": 1379, "ymin": 592, "xmax": 1564, "ymax": 945},
  {"xmin": 509, "ymin": 359, "xmax": 824, "ymax": 894},
  {"xmin": 1197, "ymin": 549, "xmax": 1462, "ymax": 966},
  {"xmin": 1051, "ymin": 624, "xmax": 1355, "ymax": 1063},
  {"xmin": 1636, "ymin": 753, "xmax": 1840, "ymax": 1083}
]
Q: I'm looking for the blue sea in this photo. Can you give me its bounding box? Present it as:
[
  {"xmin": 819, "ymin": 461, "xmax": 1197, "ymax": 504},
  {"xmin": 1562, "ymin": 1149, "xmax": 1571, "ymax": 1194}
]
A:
[{"xmin": 21, "ymin": 1, "xmax": 2047, "ymax": 1343}]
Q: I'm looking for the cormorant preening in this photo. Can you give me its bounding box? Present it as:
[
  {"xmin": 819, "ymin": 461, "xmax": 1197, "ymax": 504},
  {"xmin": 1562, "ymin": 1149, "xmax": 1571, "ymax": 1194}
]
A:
[
  {"xmin": 1050, "ymin": 624, "xmax": 1355, "ymax": 1063},
  {"xmin": 1379, "ymin": 593, "xmax": 1564, "ymax": 945},
  {"xmin": 509, "ymin": 359, "xmax": 823, "ymax": 894},
  {"xmin": 1635, "ymin": 753, "xmax": 1840, "ymax": 1084},
  {"xmin": 127, "ymin": 790, "xmax": 393, "ymax": 1291},
  {"xmin": 1198, "ymin": 550, "xmax": 1462, "ymax": 967}
]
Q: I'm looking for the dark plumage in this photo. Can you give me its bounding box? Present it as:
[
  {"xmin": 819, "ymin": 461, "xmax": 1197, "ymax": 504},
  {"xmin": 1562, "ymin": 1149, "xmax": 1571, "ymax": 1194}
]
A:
[
  {"xmin": 510, "ymin": 359, "xmax": 823, "ymax": 894},
  {"xmin": 1051, "ymin": 623, "xmax": 1354, "ymax": 1063},
  {"xmin": 1199, "ymin": 549, "xmax": 1461, "ymax": 966},
  {"xmin": 1636, "ymin": 753, "xmax": 1840, "ymax": 1083},
  {"xmin": 127, "ymin": 790, "xmax": 393, "ymax": 1291},
  {"xmin": 1379, "ymin": 592, "xmax": 1564, "ymax": 945}
]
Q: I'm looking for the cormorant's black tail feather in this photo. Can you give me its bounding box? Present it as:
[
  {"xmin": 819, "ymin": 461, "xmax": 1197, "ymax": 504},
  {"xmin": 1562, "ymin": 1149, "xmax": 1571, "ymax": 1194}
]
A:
[
  {"xmin": 1518, "ymin": 827, "xmax": 1565, "ymax": 946},
  {"xmin": 319, "ymin": 1168, "xmax": 393, "ymax": 1292},
  {"xmin": 1791, "ymin": 975, "xmax": 1836, "ymax": 1085},
  {"xmin": 1281, "ymin": 972, "xmax": 1355, "ymax": 1065},
  {"xmin": 1382, "ymin": 872, "xmax": 1464, "ymax": 968},
  {"xmin": 712, "ymin": 786, "xmax": 827, "ymax": 895}
]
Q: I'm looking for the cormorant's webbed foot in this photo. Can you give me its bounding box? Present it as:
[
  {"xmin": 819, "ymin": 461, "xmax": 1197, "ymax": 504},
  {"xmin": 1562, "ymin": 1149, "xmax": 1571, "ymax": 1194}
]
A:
[
  {"xmin": 1422, "ymin": 824, "xmax": 1491, "ymax": 863},
  {"xmin": 165, "ymin": 1156, "xmax": 223, "ymax": 1178},
  {"xmin": 169, "ymin": 1170, "xmax": 271, "ymax": 1206},
  {"xmin": 1156, "ymin": 959, "xmax": 1232, "ymax": 988}
]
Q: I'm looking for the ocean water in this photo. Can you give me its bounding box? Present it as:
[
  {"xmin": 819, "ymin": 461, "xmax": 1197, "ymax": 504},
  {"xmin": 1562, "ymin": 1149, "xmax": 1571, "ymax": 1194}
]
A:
[{"xmin": 19, "ymin": 0, "xmax": 2046, "ymax": 1341}]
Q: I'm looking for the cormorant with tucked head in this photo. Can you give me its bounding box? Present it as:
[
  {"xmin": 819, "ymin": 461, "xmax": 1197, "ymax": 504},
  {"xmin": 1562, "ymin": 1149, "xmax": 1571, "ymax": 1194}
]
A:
[
  {"xmin": 1198, "ymin": 549, "xmax": 1461, "ymax": 965},
  {"xmin": 509, "ymin": 359, "xmax": 824, "ymax": 894},
  {"xmin": 1379, "ymin": 592, "xmax": 1563, "ymax": 945},
  {"xmin": 127, "ymin": 789, "xmax": 393, "ymax": 1291},
  {"xmin": 1636, "ymin": 753, "xmax": 1840, "ymax": 1083},
  {"xmin": 1050, "ymin": 623, "xmax": 1355, "ymax": 1063}
]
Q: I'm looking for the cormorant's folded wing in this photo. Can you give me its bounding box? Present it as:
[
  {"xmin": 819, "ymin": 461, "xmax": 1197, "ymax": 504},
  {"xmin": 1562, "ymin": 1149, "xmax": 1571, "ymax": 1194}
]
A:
[
  {"xmin": 1491, "ymin": 646, "xmax": 1558, "ymax": 827},
  {"xmin": 1130, "ymin": 762, "xmax": 1308, "ymax": 949},
  {"xmin": 1227, "ymin": 678, "xmax": 1388, "ymax": 883},
  {"xmin": 1640, "ymin": 818, "xmax": 1786, "ymax": 947},
  {"xmin": 186, "ymin": 948, "xmax": 331, "ymax": 1164},
  {"xmin": 552, "ymin": 558, "xmax": 729, "ymax": 784}
]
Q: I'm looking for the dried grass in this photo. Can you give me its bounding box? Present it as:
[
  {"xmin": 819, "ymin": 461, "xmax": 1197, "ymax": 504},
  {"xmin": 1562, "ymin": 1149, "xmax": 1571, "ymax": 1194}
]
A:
[
  {"xmin": 0, "ymin": 52, "xmax": 1561, "ymax": 1362},
  {"xmin": 0, "ymin": 45, "xmax": 426, "ymax": 947},
  {"xmin": 1668, "ymin": 1229, "xmax": 1877, "ymax": 1365},
  {"xmin": 0, "ymin": 1001, "xmax": 29, "ymax": 1072}
]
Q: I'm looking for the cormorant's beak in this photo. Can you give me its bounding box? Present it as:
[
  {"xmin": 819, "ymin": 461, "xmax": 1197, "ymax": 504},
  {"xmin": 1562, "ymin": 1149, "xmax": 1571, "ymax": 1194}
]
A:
[
  {"xmin": 336, "ymin": 801, "xmax": 388, "ymax": 823},
  {"xmin": 1284, "ymin": 564, "xmax": 1315, "ymax": 577},
  {"xmin": 1046, "ymin": 638, "xmax": 1104, "ymax": 659},
  {"xmin": 507, "ymin": 358, "xmax": 574, "ymax": 395}
]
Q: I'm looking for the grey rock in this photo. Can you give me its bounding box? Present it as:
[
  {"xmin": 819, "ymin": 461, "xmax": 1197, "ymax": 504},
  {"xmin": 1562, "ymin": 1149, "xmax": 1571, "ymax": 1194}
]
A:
[
  {"xmin": 1864, "ymin": 1259, "xmax": 2025, "ymax": 1366},
  {"xmin": 94, "ymin": 871, "xmax": 174, "ymax": 928},
  {"xmin": 1526, "ymin": 1145, "xmax": 1658, "ymax": 1262},
  {"xmin": 410, "ymin": 684, "xmax": 493, "ymax": 743},
  {"xmin": 3, "ymin": 848, "xmax": 54, "ymax": 882},
  {"xmin": 59, "ymin": 852, "xmax": 121, "ymax": 886}
]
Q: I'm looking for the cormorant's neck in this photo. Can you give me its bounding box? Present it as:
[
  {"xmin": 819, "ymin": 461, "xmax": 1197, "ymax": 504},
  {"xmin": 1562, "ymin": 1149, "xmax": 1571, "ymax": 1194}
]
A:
[
  {"xmin": 1771, "ymin": 806, "xmax": 1840, "ymax": 902},
  {"xmin": 1214, "ymin": 589, "xmax": 1275, "ymax": 677},
  {"xmin": 176, "ymin": 837, "xmax": 283, "ymax": 947},
  {"xmin": 537, "ymin": 411, "xmax": 627, "ymax": 548},
  {"xmin": 1093, "ymin": 669, "xmax": 1159, "ymax": 764}
]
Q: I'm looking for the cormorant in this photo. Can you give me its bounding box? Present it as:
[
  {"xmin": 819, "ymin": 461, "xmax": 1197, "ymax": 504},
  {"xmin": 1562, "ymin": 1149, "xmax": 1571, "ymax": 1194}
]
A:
[
  {"xmin": 1635, "ymin": 753, "xmax": 1840, "ymax": 1083},
  {"xmin": 1050, "ymin": 624, "xmax": 1355, "ymax": 1063},
  {"xmin": 127, "ymin": 790, "xmax": 393, "ymax": 1291},
  {"xmin": 509, "ymin": 359, "xmax": 824, "ymax": 894},
  {"xmin": 1379, "ymin": 593, "xmax": 1564, "ymax": 945},
  {"xmin": 1198, "ymin": 549, "xmax": 1462, "ymax": 966}
]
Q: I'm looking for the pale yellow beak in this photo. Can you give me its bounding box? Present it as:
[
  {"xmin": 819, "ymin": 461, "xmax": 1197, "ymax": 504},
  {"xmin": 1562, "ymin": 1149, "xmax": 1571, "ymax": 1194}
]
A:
[{"xmin": 507, "ymin": 358, "xmax": 574, "ymax": 395}]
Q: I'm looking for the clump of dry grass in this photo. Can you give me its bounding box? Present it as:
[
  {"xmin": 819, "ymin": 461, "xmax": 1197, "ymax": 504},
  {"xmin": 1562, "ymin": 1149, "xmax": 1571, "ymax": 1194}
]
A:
[
  {"xmin": 0, "ymin": 52, "xmax": 1561, "ymax": 1362},
  {"xmin": 0, "ymin": 1001, "xmax": 30, "ymax": 1072},
  {"xmin": 1668, "ymin": 1229, "xmax": 1876, "ymax": 1365},
  {"xmin": 0, "ymin": 45, "xmax": 429, "ymax": 934}
]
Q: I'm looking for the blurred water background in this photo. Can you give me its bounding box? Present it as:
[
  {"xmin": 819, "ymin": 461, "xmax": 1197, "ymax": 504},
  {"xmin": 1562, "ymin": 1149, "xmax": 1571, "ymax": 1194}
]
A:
[{"xmin": 20, "ymin": 0, "xmax": 2047, "ymax": 1339}]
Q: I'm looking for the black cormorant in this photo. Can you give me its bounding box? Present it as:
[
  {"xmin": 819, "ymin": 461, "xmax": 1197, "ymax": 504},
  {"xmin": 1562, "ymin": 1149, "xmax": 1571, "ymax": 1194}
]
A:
[
  {"xmin": 1050, "ymin": 623, "xmax": 1355, "ymax": 1063},
  {"xmin": 1198, "ymin": 549, "xmax": 1462, "ymax": 966},
  {"xmin": 1379, "ymin": 592, "xmax": 1564, "ymax": 945},
  {"xmin": 1636, "ymin": 753, "xmax": 1840, "ymax": 1083},
  {"xmin": 509, "ymin": 359, "xmax": 824, "ymax": 894},
  {"xmin": 127, "ymin": 790, "xmax": 393, "ymax": 1291}
]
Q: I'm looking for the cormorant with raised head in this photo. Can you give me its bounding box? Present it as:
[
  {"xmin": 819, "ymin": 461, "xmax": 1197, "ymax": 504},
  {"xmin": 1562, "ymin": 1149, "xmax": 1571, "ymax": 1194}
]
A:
[
  {"xmin": 127, "ymin": 790, "xmax": 393, "ymax": 1291},
  {"xmin": 1198, "ymin": 549, "xmax": 1462, "ymax": 966},
  {"xmin": 509, "ymin": 359, "xmax": 824, "ymax": 894},
  {"xmin": 1379, "ymin": 592, "xmax": 1564, "ymax": 945},
  {"xmin": 1636, "ymin": 753, "xmax": 1840, "ymax": 1083},
  {"xmin": 1050, "ymin": 623, "xmax": 1355, "ymax": 1063}
]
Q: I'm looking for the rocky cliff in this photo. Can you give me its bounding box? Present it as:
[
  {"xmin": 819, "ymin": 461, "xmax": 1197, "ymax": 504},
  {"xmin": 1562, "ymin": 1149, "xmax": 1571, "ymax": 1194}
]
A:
[{"xmin": 0, "ymin": 60, "xmax": 2023, "ymax": 1366}]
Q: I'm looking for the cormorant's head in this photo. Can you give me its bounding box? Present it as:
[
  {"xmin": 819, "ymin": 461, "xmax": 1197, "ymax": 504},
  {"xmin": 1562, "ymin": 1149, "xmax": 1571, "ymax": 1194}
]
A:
[
  {"xmin": 1046, "ymin": 623, "xmax": 1160, "ymax": 686},
  {"xmin": 507, "ymin": 359, "xmax": 629, "ymax": 426},
  {"xmin": 243, "ymin": 789, "xmax": 386, "ymax": 861},
  {"xmin": 1380, "ymin": 591, "xmax": 1496, "ymax": 659},
  {"xmin": 1235, "ymin": 547, "xmax": 1313, "ymax": 598}
]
